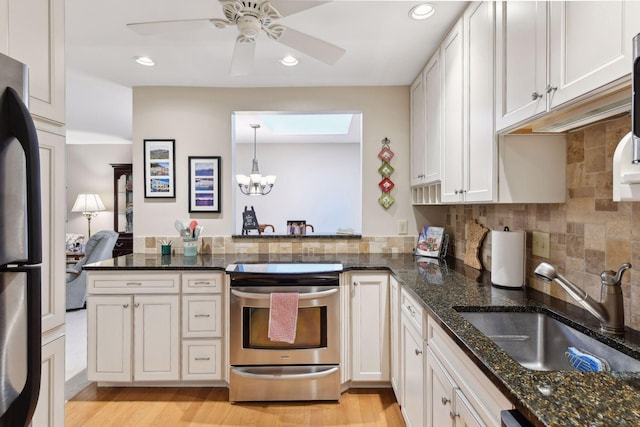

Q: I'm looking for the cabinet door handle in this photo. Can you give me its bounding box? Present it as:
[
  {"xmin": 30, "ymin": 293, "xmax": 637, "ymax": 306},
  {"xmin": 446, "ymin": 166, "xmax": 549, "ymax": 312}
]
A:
[
  {"xmin": 406, "ymin": 305, "xmax": 416, "ymax": 315},
  {"xmin": 193, "ymin": 281, "xmax": 211, "ymax": 286},
  {"xmin": 122, "ymin": 304, "xmax": 129, "ymax": 308},
  {"xmin": 450, "ymin": 410, "xmax": 459, "ymax": 418},
  {"xmin": 194, "ymin": 314, "xmax": 211, "ymax": 318},
  {"xmin": 134, "ymin": 303, "xmax": 140, "ymax": 308},
  {"xmin": 546, "ymin": 84, "xmax": 557, "ymax": 94},
  {"xmin": 415, "ymin": 349, "xmax": 423, "ymax": 356},
  {"xmin": 195, "ymin": 357, "xmax": 210, "ymax": 361},
  {"xmin": 126, "ymin": 282, "xmax": 142, "ymax": 286},
  {"xmin": 441, "ymin": 396, "xmax": 451, "ymax": 405},
  {"xmin": 353, "ymin": 281, "xmax": 359, "ymax": 286},
  {"xmin": 531, "ymin": 91, "xmax": 543, "ymax": 100}
]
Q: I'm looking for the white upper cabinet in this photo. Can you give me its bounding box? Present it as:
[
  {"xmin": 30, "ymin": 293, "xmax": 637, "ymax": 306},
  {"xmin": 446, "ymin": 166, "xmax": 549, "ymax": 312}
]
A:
[
  {"xmin": 497, "ymin": 0, "xmax": 640, "ymax": 132},
  {"xmin": 410, "ymin": 72, "xmax": 427, "ymax": 186},
  {"xmin": 495, "ymin": 0, "xmax": 547, "ymax": 131},
  {"xmin": 548, "ymin": 1, "xmax": 635, "ymax": 108},
  {"xmin": 424, "ymin": 51, "xmax": 442, "ymax": 185},
  {"xmin": 4, "ymin": 0, "xmax": 65, "ymax": 127},
  {"xmin": 411, "ymin": 50, "xmax": 442, "ymax": 188},
  {"xmin": 441, "ymin": 2, "xmax": 494, "ymax": 203},
  {"xmin": 464, "ymin": 0, "xmax": 495, "ymax": 203},
  {"xmin": 441, "ymin": 19, "xmax": 465, "ymax": 203},
  {"xmin": 413, "ymin": 1, "xmax": 568, "ymax": 205}
]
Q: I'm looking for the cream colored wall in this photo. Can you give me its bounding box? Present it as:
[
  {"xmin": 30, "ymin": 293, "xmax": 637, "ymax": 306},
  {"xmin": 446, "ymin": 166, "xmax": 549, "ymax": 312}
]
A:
[
  {"xmin": 132, "ymin": 86, "xmax": 443, "ymax": 241},
  {"xmin": 66, "ymin": 144, "xmax": 132, "ymax": 237}
]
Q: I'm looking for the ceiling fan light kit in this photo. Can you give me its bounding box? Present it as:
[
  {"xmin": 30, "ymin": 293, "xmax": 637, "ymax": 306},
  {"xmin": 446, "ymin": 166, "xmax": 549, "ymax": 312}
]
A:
[{"xmin": 127, "ymin": 0, "xmax": 345, "ymax": 76}]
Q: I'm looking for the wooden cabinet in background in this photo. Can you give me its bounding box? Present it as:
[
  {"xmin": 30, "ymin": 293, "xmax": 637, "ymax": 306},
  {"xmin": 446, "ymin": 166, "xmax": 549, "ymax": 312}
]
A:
[{"xmin": 111, "ymin": 163, "xmax": 133, "ymax": 257}]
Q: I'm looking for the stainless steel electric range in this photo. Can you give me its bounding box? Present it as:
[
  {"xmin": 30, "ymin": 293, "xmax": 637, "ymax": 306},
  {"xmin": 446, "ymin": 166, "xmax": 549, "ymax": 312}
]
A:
[{"xmin": 226, "ymin": 263, "xmax": 343, "ymax": 402}]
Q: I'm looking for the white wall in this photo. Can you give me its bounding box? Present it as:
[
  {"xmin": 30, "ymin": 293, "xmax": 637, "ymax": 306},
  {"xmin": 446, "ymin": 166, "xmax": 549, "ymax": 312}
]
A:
[
  {"xmin": 66, "ymin": 70, "xmax": 132, "ymax": 144},
  {"xmin": 132, "ymin": 86, "xmax": 423, "ymax": 237},
  {"xmin": 234, "ymin": 142, "xmax": 361, "ymax": 234},
  {"xmin": 66, "ymin": 144, "xmax": 132, "ymax": 237}
]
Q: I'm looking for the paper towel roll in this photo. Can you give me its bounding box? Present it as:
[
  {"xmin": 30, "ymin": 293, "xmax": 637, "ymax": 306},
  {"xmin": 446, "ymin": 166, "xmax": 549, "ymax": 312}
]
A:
[{"xmin": 491, "ymin": 229, "xmax": 526, "ymax": 288}]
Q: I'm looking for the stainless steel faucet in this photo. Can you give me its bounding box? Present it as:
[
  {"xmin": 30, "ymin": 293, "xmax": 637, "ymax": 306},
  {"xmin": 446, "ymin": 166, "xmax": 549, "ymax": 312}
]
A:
[{"xmin": 534, "ymin": 262, "xmax": 632, "ymax": 336}]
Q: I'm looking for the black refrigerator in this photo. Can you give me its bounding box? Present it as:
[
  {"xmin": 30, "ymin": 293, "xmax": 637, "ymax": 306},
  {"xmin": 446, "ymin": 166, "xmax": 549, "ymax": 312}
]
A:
[{"xmin": 0, "ymin": 52, "xmax": 43, "ymax": 427}]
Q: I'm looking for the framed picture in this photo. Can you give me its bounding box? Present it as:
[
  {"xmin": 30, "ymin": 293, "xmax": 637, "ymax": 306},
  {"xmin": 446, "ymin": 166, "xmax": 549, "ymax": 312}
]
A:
[
  {"xmin": 144, "ymin": 139, "xmax": 176, "ymax": 198},
  {"xmin": 188, "ymin": 156, "xmax": 221, "ymax": 212}
]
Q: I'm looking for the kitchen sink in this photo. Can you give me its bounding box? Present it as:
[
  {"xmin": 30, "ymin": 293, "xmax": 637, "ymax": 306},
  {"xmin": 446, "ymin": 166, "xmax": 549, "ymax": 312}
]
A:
[{"xmin": 456, "ymin": 310, "xmax": 640, "ymax": 372}]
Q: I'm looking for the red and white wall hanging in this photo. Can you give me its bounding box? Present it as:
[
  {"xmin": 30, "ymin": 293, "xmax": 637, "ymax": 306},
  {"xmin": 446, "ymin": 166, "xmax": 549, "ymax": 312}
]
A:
[{"xmin": 378, "ymin": 137, "xmax": 395, "ymax": 208}]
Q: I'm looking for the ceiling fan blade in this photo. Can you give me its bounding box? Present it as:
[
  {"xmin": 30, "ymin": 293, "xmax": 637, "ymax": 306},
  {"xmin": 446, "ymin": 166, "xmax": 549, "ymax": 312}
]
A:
[
  {"xmin": 268, "ymin": 0, "xmax": 329, "ymax": 18},
  {"xmin": 127, "ymin": 18, "xmax": 218, "ymax": 36},
  {"xmin": 272, "ymin": 25, "xmax": 345, "ymax": 65},
  {"xmin": 230, "ymin": 36, "xmax": 256, "ymax": 76}
]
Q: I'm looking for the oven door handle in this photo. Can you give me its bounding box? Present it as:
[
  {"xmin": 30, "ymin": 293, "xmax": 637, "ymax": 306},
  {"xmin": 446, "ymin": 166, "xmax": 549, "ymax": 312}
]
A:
[
  {"xmin": 231, "ymin": 366, "xmax": 339, "ymax": 381},
  {"xmin": 231, "ymin": 288, "xmax": 338, "ymax": 300}
]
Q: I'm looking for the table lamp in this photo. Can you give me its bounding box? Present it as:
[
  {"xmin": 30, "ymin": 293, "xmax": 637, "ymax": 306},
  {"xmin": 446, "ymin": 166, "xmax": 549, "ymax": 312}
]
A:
[{"xmin": 72, "ymin": 193, "xmax": 106, "ymax": 237}]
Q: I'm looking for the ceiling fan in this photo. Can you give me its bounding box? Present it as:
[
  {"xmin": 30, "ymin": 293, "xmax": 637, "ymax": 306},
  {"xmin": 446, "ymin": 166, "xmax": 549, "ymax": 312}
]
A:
[{"xmin": 127, "ymin": 0, "xmax": 346, "ymax": 76}]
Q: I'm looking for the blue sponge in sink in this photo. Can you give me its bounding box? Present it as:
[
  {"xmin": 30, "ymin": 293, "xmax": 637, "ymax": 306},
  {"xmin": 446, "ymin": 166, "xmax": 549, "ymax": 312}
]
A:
[{"xmin": 566, "ymin": 346, "xmax": 611, "ymax": 372}]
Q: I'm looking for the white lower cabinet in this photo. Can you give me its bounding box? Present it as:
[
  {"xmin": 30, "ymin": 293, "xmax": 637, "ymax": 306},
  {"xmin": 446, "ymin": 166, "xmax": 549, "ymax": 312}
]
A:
[
  {"xmin": 392, "ymin": 288, "xmax": 513, "ymax": 427},
  {"xmin": 349, "ymin": 272, "xmax": 390, "ymax": 382},
  {"xmin": 181, "ymin": 273, "xmax": 224, "ymax": 381},
  {"xmin": 88, "ymin": 294, "xmax": 180, "ymax": 382},
  {"xmin": 399, "ymin": 288, "xmax": 426, "ymax": 427},
  {"xmin": 427, "ymin": 347, "xmax": 455, "ymax": 427},
  {"xmin": 31, "ymin": 336, "xmax": 65, "ymax": 427},
  {"xmin": 427, "ymin": 315, "xmax": 512, "ymax": 427},
  {"xmin": 389, "ymin": 276, "xmax": 401, "ymax": 399},
  {"xmin": 134, "ymin": 295, "xmax": 180, "ymax": 381},
  {"xmin": 87, "ymin": 271, "xmax": 225, "ymax": 385},
  {"xmin": 427, "ymin": 348, "xmax": 485, "ymax": 427}
]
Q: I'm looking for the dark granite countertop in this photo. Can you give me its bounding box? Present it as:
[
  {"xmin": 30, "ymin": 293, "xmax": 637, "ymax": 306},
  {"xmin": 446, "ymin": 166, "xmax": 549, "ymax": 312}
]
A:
[{"xmin": 84, "ymin": 253, "xmax": 640, "ymax": 426}]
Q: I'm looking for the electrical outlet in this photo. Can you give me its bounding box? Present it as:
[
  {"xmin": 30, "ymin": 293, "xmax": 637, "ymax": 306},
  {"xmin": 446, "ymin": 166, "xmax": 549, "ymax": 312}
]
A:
[
  {"xmin": 532, "ymin": 231, "xmax": 550, "ymax": 258},
  {"xmin": 398, "ymin": 220, "xmax": 408, "ymax": 235}
]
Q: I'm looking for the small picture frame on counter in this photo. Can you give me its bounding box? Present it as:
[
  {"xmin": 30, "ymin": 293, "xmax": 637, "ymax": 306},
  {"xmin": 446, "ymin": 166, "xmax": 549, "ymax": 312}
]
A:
[{"xmin": 415, "ymin": 226, "xmax": 449, "ymax": 259}]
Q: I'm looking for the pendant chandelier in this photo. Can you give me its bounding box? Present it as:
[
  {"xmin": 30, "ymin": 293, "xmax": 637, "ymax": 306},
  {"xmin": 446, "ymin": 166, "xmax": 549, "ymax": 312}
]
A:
[{"xmin": 236, "ymin": 124, "xmax": 276, "ymax": 196}]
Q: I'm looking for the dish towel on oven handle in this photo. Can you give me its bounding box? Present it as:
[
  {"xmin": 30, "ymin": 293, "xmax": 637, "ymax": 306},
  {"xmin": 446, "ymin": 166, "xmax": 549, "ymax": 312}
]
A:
[{"xmin": 268, "ymin": 292, "xmax": 299, "ymax": 343}]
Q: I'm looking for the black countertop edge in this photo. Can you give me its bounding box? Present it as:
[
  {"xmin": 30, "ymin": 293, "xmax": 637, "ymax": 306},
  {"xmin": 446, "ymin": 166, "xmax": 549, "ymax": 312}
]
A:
[{"xmin": 231, "ymin": 234, "xmax": 362, "ymax": 239}]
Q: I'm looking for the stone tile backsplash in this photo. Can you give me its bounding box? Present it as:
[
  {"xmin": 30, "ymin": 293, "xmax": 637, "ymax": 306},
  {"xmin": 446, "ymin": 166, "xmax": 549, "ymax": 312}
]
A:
[
  {"xmin": 135, "ymin": 235, "xmax": 416, "ymax": 257},
  {"xmin": 444, "ymin": 115, "xmax": 640, "ymax": 330}
]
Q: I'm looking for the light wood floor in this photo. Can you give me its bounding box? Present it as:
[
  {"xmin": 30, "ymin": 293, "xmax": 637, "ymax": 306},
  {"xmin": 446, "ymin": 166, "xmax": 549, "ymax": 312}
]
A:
[{"xmin": 65, "ymin": 385, "xmax": 405, "ymax": 426}]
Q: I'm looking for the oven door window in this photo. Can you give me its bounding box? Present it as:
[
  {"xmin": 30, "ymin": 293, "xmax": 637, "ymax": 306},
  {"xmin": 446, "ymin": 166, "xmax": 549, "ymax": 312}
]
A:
[{"xmin": 243, "ymin": 306, "xmax": 327, "ymax": 349}]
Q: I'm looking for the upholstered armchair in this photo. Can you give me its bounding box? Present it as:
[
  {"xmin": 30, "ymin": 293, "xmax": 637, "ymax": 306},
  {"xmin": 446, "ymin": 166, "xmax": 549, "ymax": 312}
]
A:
[{"xmin": 66, "ymin": 230, "xmax": 119, "ymax": 310}]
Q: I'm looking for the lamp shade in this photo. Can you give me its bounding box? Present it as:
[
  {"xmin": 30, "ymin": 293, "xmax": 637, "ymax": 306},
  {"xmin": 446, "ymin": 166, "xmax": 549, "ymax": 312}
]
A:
[{"xmin": 71, "ymin": 193, "xmax": 106, "ymax": 213}]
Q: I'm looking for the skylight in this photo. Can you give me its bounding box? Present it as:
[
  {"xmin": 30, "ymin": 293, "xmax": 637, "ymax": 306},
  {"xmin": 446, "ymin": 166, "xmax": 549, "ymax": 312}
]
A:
[{"xmin": 259, "ymin": 114, "xmax": 353, "ymax": 135}]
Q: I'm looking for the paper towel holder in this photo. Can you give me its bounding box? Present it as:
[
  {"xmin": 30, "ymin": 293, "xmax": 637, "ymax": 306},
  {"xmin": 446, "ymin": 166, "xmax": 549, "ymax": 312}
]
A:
[{"xmin": 491, "ymin": 227, "xmax": 526, "ymax": 289}]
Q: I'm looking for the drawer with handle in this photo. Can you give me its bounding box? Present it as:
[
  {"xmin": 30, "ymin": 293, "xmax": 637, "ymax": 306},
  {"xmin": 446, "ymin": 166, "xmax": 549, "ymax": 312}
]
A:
[
  {"xmin": 182, "ymin": 272, "xmax": 224, "ymax": 293},
  {"xmin": 182, "ymin": 294, "xmax": 223, "ymax": 337},
  {"xmin": 181, "ymin": 339, "xmax": 222, "ymax": 380},
  {"xmin": 401, "ymin": 287, "xmax": 425, "ymax": 336},
  {"xmin": 87, "ymin": 272, "xmax": 180, "ymax": 294}
]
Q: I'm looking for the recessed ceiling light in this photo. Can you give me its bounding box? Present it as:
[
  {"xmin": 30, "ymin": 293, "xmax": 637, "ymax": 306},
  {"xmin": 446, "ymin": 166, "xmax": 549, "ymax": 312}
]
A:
[
  {"xmin": 134, "ymin": 56, "xmax": 155, "ymax": 67},
  {"xmin": 280, "ymin": 55, "xmax": 298, "ymax": 67},
  {"xmin": 409, "ymin": 3, "xmax": 436, "ymax": 20}
]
